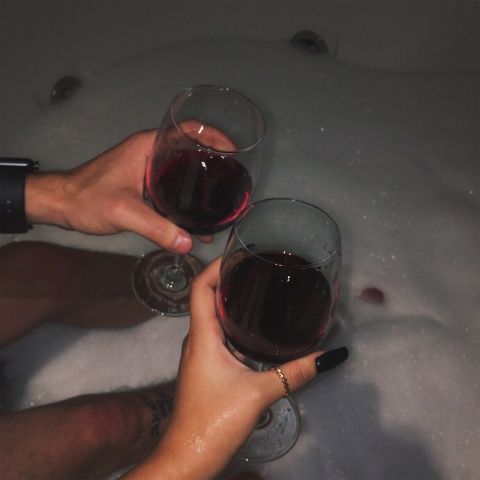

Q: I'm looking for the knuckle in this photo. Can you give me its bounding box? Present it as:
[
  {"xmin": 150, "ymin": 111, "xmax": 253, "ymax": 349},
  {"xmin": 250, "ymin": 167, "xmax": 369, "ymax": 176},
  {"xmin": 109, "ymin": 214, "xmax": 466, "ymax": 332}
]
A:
[
  {"xmin": 158, "ymin": 220, "xmax": 180, "ymax": 244},
  {"xmin": 287, "ymin": 362, "xmax": 308, "ymax": 390}
]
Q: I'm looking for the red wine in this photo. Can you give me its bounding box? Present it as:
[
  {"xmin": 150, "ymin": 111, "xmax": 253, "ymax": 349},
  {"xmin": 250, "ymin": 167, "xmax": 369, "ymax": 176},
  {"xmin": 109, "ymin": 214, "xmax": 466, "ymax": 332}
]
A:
[
  {"xmin": 147, "ymin": 149, "xmax": 252, "ymax": 235},
  {"xmin": 218, "ymin": 250, "xmax": 332, "ymax": 363}
]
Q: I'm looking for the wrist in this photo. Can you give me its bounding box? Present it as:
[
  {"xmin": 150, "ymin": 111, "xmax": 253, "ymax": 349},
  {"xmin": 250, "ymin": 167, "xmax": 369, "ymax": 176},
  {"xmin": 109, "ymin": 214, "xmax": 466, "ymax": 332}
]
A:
[
  {"xmin": 25, "ymin": 172, "xmax": 69, "ymax": 227},
  {"xmin": 147, "ymin": 445, "xmax": 205, "ymax": 480},
  {"xmin": 121, "ymin": 443, "xmax": 195, "ymax": 480},
  {"xmin": 146, "ymin": 429, "xmax": 221, "ymax": 480}
]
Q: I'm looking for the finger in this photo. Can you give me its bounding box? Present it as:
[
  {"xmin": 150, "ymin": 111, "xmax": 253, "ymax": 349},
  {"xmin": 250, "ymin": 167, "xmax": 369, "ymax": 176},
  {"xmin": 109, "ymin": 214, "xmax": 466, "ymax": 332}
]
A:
[
  {"xmin": 196, "ymin": 234, "xmax": 214, "ymax": 244},
  {"xmin": 277, "ymin": 351, "xmax": 320, "ymax": 396},
  {"xmin": 178, "ymin": 119, "xmax": 237, "ymax": 152},
  {"xmin": 189, "ymin": 257, "xmax": 223, "ymax": 338},
  {"xmin": 261, "ymin": 347, "xmax": 349, "ymax": 403},
  {"xmin": 199, "ymin": 125, "xmax": 237, "ymax": 152},
  {"xmin": 119, "ymin": 199, "xmax": 193, "ymax": 253}
]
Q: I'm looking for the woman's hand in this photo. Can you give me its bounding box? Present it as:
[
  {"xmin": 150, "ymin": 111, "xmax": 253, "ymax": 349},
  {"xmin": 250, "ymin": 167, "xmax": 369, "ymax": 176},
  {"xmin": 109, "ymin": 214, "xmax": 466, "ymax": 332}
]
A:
[{"xmin": 123, "ymin": 259, "xmax": 347, "ymax": 480}]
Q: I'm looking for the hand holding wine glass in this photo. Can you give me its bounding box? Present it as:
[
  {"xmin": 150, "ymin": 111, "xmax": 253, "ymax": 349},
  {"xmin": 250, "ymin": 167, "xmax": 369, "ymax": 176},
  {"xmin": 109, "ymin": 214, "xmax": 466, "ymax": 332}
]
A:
[
  {"xmin": 25, "ymin": 130, "xmax": 195, "ymax": 253},
  {"xmin": 121, "ymin": 258, "xmax": 346, "ymax": 480}
]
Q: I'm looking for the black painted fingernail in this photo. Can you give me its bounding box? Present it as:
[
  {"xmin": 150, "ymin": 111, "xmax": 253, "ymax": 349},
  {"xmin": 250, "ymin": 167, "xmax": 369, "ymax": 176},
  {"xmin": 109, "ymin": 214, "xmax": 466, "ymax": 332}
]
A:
[{"xmin": 316, "ymin": 347, "xmax": 349, "ymax": 373}]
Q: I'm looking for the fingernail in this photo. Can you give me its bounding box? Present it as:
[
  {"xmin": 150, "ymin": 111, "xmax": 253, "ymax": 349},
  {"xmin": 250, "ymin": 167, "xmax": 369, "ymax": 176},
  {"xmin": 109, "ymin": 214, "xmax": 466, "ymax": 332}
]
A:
[
  {"xmin": 316, "ymin": 346, "xmax": 349, "ymax": 373},
  {"xmin": 173, "ymin": 234, "xmax": 192, "ymax": 252}
]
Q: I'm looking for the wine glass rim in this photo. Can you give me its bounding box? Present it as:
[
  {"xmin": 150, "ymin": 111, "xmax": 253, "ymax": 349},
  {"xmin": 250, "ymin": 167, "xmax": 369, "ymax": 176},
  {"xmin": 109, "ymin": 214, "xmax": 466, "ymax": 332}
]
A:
[
  {"xmin": 168, "ymin": 84, "xmax": 267, "ymax": 155},
  {"xmin": 232, "ymin": 197, "xmax": 342, "ymax": 268}
]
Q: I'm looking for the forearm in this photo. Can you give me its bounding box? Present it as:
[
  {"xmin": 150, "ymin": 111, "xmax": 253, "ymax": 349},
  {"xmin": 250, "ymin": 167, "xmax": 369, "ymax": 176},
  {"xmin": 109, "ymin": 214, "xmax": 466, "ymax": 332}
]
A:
[
  {"xmin": 121, "ymin": 442, "xmax": 212, "ymax": 480},
  {"xmin": 0, "ymin": 242, "xmax": 153, "ymax": 347},
  {"xmin": 120, "ymin": 454, "xmax": 185, "ymax": 480},
  {"xmin": 0, "ymin": 386, "xmax": 174, "ymax": 480},
  {"xmin": 121, "ymin": 419, "xmax": 232, "ymax": 480}
]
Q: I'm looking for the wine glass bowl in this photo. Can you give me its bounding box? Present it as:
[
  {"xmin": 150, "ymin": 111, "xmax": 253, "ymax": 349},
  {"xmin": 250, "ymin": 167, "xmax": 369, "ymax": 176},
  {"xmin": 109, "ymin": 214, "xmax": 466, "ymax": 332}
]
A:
[
  {"xmin": 218, "ymin": 198, "xmax": 341, "ymax": 364},
  {"xmin": 217, "ymin": 198, "xmax": 342, "ymax": 461},
  {"xmin": 133, "ymin": 85, "xmax": 265, "ymax": 315},
  {"xmin": 146, "ymin": 87, "xmax": 266, "ymax": 235}
]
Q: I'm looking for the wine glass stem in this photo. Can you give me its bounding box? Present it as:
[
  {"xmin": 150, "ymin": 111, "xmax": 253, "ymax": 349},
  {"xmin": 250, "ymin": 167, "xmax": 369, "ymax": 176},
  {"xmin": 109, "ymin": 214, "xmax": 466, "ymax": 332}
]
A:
[
  {"xmin": 158, "ymin": 254, "xmax": 188, "ymax": 291},
  {"xmin": 173, "ymin": 254, "xmax": 182, "ymax": 268}
]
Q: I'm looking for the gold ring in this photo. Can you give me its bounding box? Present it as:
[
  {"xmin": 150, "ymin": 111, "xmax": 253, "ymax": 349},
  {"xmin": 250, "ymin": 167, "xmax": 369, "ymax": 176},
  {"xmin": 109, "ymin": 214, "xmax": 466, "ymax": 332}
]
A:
[{"xmin": 270, "ymin": 366, "xmax": 290, "ymax": 398}]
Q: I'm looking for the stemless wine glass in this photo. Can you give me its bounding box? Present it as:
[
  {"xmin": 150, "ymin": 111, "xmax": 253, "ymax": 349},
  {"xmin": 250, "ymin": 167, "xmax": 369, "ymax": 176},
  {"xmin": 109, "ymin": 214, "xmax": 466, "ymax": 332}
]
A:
[
  {"xmin": 217, "ymin": 198, "xmax": 342, "ymax": 462},
  {"xmin": 133, "ymin": 85, "xmax": 266, "ymax": 315}
]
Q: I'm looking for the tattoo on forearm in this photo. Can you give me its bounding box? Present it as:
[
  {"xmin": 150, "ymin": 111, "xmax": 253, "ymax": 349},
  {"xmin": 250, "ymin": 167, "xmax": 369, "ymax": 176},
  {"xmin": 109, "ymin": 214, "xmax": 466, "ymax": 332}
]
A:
[{"xmin": 139, "ymin": 391, "xmax": 174, "ymax": 438}]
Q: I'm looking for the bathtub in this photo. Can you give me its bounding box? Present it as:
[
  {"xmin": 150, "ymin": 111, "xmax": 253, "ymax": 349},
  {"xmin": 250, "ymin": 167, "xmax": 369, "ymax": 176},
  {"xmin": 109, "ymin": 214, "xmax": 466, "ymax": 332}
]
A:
[{"xmin": 1, "ymin": 1, "xmax": 479, "ymax": 479}]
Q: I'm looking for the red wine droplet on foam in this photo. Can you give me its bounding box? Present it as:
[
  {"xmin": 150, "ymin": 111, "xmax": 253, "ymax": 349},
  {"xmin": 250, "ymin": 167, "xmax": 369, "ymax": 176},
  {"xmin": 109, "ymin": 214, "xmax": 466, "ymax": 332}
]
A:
[{"xmin": 359, "ymin": 287, "xmax": 385, "ymax": 304}]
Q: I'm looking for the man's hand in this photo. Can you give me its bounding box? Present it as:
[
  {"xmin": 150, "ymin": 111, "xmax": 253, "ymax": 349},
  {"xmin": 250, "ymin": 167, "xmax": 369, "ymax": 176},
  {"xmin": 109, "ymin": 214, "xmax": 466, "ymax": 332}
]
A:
[{"xmin": 25, "ymin": 130, "xmax": 193, "ymax": 253}]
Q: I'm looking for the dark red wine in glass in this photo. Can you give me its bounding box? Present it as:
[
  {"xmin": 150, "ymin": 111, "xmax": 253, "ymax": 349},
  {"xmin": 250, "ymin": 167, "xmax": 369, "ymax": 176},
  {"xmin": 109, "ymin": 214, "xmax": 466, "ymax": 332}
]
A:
[
  {"xmin": 147, "ymin": 149, "xmax": 253, "ymax": 235},
  {"xmin": 219, "ymin": 250, "xmax": 332, "ymax": 363},
  {"xmin": 133, "ymin": 85, "xmax": 265, "ymax": 316},
  {"xmin": 217, "ymin": 198, "xmax": 342, "ymax": 462}
]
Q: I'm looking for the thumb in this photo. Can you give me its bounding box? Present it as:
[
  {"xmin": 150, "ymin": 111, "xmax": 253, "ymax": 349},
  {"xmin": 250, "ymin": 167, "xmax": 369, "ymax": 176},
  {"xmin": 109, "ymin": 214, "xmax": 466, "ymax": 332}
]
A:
[
  {"xmin": 119, "ymin": 199, "xmax": 193, "ymax": 253},
  {"xmin": 262, "ymin": 347, "xmax": 349, "ymax": 403}
]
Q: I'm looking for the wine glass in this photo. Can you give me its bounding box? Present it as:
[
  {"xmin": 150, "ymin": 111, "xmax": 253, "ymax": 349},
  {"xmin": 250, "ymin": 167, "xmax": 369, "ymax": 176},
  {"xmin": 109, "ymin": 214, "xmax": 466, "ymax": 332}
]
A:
[
  {"xmin": 133, "ymin": 85, "xmax": 266, "ymax": 315},
  {"xmin": 217, "ymin": 198, "xmax": 342, "ymax": 461}
]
